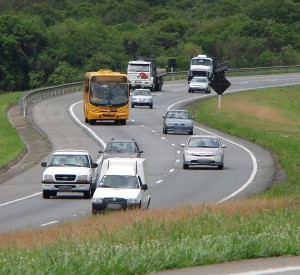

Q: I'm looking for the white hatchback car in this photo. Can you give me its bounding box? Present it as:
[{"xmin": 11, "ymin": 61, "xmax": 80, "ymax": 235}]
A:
[
  {"xmin": 181, "ymin": 135, "xmax": 226, "ymax": 169},
  {"xmin": 131, "ymin": 89, "xmax": 153, "ymax": 108},
  {"xmin": 188, "ymin": 76, "xmax": 211, "ymax": 93}
]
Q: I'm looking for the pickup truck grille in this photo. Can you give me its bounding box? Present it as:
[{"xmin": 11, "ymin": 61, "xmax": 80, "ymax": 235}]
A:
[{"xmin": 55, "ymin": 174, "xmax": 76, "ymax": 181}]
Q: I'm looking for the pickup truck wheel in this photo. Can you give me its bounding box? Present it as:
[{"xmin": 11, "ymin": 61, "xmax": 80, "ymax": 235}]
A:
[
  {"xmin": 43, "ymin": 191, "xmax": 51, "ymax": 199},
  {"xmin": 84, "ymin": 188, "xmax": 92, "ymax": 199},
  {"xmin": 183, "ymin": 164, "xmax": 189, "ymax": 169}
]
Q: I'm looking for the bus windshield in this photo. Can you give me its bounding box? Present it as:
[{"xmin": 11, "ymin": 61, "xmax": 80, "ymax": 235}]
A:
[{"xmin": 90, "ymin": 83, "xmax": 128, "ymax": 106}]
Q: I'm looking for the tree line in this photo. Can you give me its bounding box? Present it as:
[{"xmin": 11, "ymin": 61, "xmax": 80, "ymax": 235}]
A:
[{"xmin": 0, "ymin": 0, "xmax": 299, "ymax": 92}]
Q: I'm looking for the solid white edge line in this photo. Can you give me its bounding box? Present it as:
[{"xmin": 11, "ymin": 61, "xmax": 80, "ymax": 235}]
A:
[
  {"xmin": 69, "ymin": 101, "xmax": 106, "ymax": 165},
  {"xmin": 0, "ymin": 192, "xmax": 42, "ymax": 207}
]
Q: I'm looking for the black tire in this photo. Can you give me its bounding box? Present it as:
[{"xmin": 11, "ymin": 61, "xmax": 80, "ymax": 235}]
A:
[
  {"xmin": 131, "ymin": 104, "xmax": 134, "ymax": 108},
  {"xmin": 183, "ymin": 163, "xmax": 189, "ymax": 169},
  {"xmin": 120, "ymin": 120, "xmax": 126, "ymax": 125},
  {"xmin": 83, "ymin": 188, "xmax": 92, "ymax": 199},
  {"xmin": 89, "ymin": 119, "xmax": 96, "ymax": 125},
  {"xmin": 218, "ymin": 164, "xmax": 224, "ymax": 170},
  {"xmin": 150, "ymin": 103, "xmax": 153, "ymax": 109},
  {"xmin": 188, "ymin": 90, "xmax": 192, "ymax": 93},
  {"xmin": 189, "ymin": 129, "xmax": 193, "ymax": 135},
  {"xmin": 163, "ymin": 127, "xmax": 167, "ymax": 134},
  {"xmin": 43, "ymin": 191, "xmax": 51, "ymax": 199},
  {"xmin": 85, "ymin": 117, "xmax": 89, "ymax": 123}
]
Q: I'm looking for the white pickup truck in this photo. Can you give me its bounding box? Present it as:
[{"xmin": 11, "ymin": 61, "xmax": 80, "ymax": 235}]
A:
[
  {"xmin": 92, "ymin": 158, "xmax": 150, "ymax": 214},
  {"xmin": 41, "ymin": 149, "xmax": 98, "ymax": 199}
]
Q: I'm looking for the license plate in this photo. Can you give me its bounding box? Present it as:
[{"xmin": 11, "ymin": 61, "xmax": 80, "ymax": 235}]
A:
[
  {"xmin": 107, "ymin": 203, "xmax": 122, "ymax": 210},
  {"xmin": 58, "ymin": 186, "xmax": 72, "ymax": 192}
]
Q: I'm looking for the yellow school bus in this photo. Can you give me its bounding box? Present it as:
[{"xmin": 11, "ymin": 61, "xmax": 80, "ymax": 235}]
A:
[{"xmin": 83, "ymin": 69, "xmax": 129, "ymax": 125}]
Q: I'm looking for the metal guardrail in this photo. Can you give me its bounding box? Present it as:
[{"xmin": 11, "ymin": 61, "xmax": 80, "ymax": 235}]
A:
[
  {"xmin": 19, "ymin": 65, "xmax": 300, "ymax": 116},
  {"xmin": 19, "ymin": 82, "xmax": 82, "ymax": 116}
]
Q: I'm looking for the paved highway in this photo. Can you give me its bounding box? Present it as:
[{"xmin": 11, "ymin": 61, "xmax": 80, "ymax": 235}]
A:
[{"xmin": 1, "ymin": 74, "xmax": 300, "ymax": 232}]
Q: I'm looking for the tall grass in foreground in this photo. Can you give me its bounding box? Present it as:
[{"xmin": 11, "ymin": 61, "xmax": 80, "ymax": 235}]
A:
[
  {"xmin": 1, "ymin": 199, "xmax": 300, "ymax": 274},
  {"xmin": 0, "ymin": 92, "xmax": 25, "ymax": 168}
]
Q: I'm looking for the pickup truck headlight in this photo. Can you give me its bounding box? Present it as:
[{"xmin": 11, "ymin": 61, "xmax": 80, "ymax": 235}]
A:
[
  {"xmin": 127, "ymin": 198, "xmax": 139, "ymax": 204},
  {"xmin": 77, "ymin": 175, "xmax": 88, "ymax": 182},
  {"xmin": 92, "ymin": 197, "xmax": 103, "ymax": 203},
  {"xmin": 43, "ymin": 174, "xmax": 54, "ymax": 181}
]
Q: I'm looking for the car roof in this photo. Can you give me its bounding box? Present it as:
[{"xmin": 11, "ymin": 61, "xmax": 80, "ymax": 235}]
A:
[
  {"xmin": 107, "ymin": 139, "xmax": 136, "ymax": 143},
  {"xmin": 189, "ymin": 135, "xmax": 219, "ymax": 139},
  {"xmin": 134, "ymin": 88, "xmax": 151, "ymax": 92},
  {"xmin": 53, "ymin": 149, "xmax": 89, "ymax": 155},
  {"xmin": 167, "ymin": 109, "xmax": 188, "ymax": 112}
]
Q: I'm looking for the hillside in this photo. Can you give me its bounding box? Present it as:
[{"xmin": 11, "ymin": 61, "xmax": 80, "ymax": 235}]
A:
[{"xmin": 0, "ymin": 0, "xmax": 299, "ymax": 91}]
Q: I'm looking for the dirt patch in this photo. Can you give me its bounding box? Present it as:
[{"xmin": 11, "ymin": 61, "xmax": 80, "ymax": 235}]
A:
[{"xmin": 0, "ymin": 105, "xmax": 52, "ymax": 184}]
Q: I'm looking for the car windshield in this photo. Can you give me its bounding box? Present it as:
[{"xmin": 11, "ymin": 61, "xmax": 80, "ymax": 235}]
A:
[
  {"xmin": 167, "ymin": 111, "xmax": 189, "ymax": 119},
  {"xmin": 192, "ymin": 78, "xmax": 207, "ymax": 83},
  {"xmin": 188, "ymin": 137, "xmax": 220, "ymax": 148},
  {"xmin": 134, "ymin": 90, "xmax": 151, "ymax": 96},
  {"xmin": 99, "ymin": 175, "xmax": 140, "ymax": 189},
  {"xmin": 49, "ymin": 154, "xmax": 89, "ymax": 167},
  {"xmin": 105, "ymin": 142, "xmax": 137, "ymax": 153}
]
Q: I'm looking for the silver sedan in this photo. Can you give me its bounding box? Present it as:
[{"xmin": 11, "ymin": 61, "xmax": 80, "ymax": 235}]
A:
[
  {"xmin": 181, "ymin": 135, "xmax": 226, "ymax": 169},
  {"xmin": 163, "ymin": 110, "xmax": 194, "ymax": 135}
]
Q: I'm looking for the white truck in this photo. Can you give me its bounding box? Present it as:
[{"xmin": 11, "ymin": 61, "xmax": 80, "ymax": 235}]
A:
[
  {"xmin": 187, "ymin": 54, "xmax": 228, "ymax": 83},
  {"xmin": 92, "ymin": 158, "xmax": 151, "ymax": 214},
  {"xmin": 127, "ymin": 57, "xmax": 166, "ymax": 92},
  {"xmin": 41, "ymin": 149, "xmax": 99, "ymax": 199}
]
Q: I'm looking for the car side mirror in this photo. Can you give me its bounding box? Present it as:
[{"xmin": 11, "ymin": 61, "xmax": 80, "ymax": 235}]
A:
[
  {"xmin": 222, "ymin": 145, "xmax": 227, "ymax": 149},
  {"xmin": 180, "ymin": 144, "xmax": 185, "ymax": 147},
  {"xmin": 41, "ymin": 162, "xmax": 47, "ymax": 167},
  {"xmin": 99, "ymin": 150, "xmax": 103, "ymax": 153},
  {"xmin": 141, "ymin": 184, "xmax": 148, "ymax": 191},
  {"xmin": 162, "ymin": 116, "xmax": 165, "ymax": 118},
  {"xmin": 139, "ymin": 150, "xmax": 143, "ymax": 154},
  {"xmin": 92, "ymin": 163, "xmax": 98, "ymax": 168}
]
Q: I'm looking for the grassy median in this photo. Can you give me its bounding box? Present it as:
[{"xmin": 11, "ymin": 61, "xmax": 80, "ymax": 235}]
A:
[{"xmin": 0, "ymin": 86, "xmax": 300, "ymax": 274}]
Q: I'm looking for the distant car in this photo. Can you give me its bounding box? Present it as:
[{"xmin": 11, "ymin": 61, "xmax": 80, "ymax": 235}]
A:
[
  {"xmin": 162, "ymin": 110, "xmax": 194, "ymax": 135},
  {"xmin": 188, "ymin": 77, "xmax": 211, "ymax": 93},
  {"xmin": 41, "ymin": 149, "xmax": 99, "ymax": 199},
  {"xmin": 99, "ymin": 138, "xmax": 143, "ymax": 161},
  {"xmin": 131, "ymin": 89, "xmax": 153, "ymax": 108},
  {"xmin": 181, "ymin": 135, "xmax": 226, "ymax": 169}
]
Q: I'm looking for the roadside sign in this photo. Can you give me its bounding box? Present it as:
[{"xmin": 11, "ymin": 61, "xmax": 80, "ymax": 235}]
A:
[{"xmin": 209, "ymin": 74, "xmax": 231, "ymax": 95}]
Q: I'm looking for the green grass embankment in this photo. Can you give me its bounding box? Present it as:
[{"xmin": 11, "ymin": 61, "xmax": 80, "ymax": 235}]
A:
[
  {"xmin": 0, "ymin": 92, "xmax": 25, "ymax": 168},
  {"xmin": 0, "ymin": 86, "xmax": 300, "ymax": 274}
]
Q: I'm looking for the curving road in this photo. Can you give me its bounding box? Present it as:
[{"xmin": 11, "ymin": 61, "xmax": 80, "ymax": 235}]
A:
[{"xmin": 1, "ymin": 74, "xmax": 300, "ymax": 232}]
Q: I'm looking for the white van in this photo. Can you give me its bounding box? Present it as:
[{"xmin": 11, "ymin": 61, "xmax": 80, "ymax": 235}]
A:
[{"xmin": 92, "ymin": 158, "xmax": 150, "ymax": 214}]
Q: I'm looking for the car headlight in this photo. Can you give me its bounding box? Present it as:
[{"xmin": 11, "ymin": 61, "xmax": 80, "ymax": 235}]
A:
[
  {"xmin": 127, "ymin": 198, "xmax": 139, "ymax": 204},
  {"xmin": 214, "ymin": 150, "xmax": 223, "ymax": 156},
  {"xmin": 92, "ymin": 197, "xmax": 103, "ymax": 203},
  {"xmin": 186, "ymin": 122, "xmax": 192, "ymax": 126},
  {"xmin": 166, "ymin": 122, "xmax": 173, "ymax": 126},
  {"xmin": 77, "ymin": 175, "xmax": 88, "ymax": 182},
  {"xmin": 184, "ymin": 152, "xmax": 194, "ymax": 156},
  {"xmin": 43, "ymin": 174, "xmax": 54, "ymax": 181}
]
